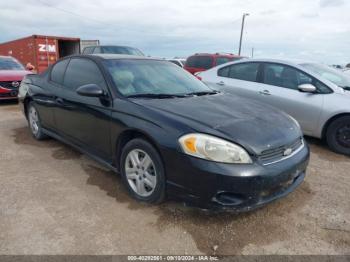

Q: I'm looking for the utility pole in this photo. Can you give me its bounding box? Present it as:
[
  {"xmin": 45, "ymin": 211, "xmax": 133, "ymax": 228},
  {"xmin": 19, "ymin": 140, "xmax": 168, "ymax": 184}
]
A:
[
  {"xmin": 251, "ymin": 47, "xmax": 254, "ymax": 58},
  {"xmin": 238, "ymin": 13, "xmax": 249, "ymax": 56}
]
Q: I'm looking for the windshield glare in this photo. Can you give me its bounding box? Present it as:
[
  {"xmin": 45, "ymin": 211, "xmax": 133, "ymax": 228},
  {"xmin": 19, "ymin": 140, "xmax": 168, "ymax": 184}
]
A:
[
  {"xmin": 0, "ymin": 58, "xmax": 24, "ymax": 70},
  {"xmin": 104, "ymin": 60, "xmax": 213, "ymax": 97},
  {"xmin": 301, "ymin": 63, "xmax": 350, "ymax": 89}
]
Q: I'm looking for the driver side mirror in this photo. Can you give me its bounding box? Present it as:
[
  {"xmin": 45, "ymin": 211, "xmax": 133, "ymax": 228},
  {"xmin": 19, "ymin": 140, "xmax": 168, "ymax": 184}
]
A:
[
  {"xmin": 76, "ymin": 84, "xmax": 105, "ymax": 97},
  {"xmin": 298, "ymin": 84, "xmax": 317, "ymax": 93}
]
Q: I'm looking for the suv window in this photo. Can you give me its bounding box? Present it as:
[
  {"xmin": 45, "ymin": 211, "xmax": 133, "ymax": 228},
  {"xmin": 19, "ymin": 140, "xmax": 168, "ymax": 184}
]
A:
[
  {"xmin": 63, "ymin": 58, "xmax": 106, "ymax": 90},
  {"xmin": 219, "ymin": 63, "xmax": 259, "ymax": 82},
  {"xmin": 50, "ymin": 59, "xmax": 69, "ymax": 84},
  {"xmin": 263, "ymin": 63, "xmax": 313, "ymax": 90},
  {"xmin": 216, "ymin": 57, "xmax": 232, "ymax": 66},
  {"xmin": 82, "ymin": 47, "xmax": 94, "ymax": 54},
  {"xmin": 185, "ymin": 56, "xmax": 213, "ymax": 69}
]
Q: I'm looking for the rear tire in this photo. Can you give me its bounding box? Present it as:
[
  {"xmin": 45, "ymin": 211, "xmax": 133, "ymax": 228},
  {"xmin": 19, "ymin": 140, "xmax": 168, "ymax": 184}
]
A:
[
  {"xmin": 120, "ymin": 138, "xmax": 165, "ymax": 203},
  {"xmin": 27, "ymin": 102, "xmax": 48, "ymax": 140},
  {"xmin": 326, "ymin": 116, "xmax": 350, "ymax": 155}
]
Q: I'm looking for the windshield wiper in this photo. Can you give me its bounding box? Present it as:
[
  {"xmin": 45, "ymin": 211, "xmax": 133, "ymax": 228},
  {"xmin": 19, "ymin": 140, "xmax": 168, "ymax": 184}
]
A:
[
  {"xmin": 185, "ymin": 90, "xmax": 220, "ymax": 96},
  {"xmin": 126, "ymin": 93, "xmax": 186, "ymax": 99}
]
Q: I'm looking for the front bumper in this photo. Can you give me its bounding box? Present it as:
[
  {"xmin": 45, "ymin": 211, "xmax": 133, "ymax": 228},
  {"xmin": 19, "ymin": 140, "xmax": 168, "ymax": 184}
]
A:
[
  {"xmin": 162, "ymin": 142, "xmax": 310, "ymax": 212},
  {"xmin": 0, "ymin": 87, "xmax": 18, "ymax": 100}
]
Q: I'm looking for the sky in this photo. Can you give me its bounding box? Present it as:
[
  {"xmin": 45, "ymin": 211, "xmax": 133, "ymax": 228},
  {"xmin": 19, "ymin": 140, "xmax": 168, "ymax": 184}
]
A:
[{"xmin": 1, "ymin": 0, "xmax": 349, "ymax": 64}]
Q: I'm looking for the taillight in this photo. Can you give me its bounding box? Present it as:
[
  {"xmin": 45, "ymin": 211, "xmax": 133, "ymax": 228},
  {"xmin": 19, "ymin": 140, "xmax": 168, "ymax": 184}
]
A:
[{"xmin": 195, "ymin": 75, "xmax": 202, "ymax": 81}]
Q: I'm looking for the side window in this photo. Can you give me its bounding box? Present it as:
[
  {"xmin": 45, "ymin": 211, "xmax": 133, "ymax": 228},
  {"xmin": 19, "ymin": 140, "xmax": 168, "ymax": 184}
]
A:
[
  {"xmin": 50, "ymin": 59, "xmax": 69, "ymax": 84},
  {"xmin": 263, "ymin": 63, "xmax": 313, "ymax": 90},
  {"xmin": 63, "ymin": 58, "xmax": 106, "ymax": 90},
  {"xmin": 93, "ymin": 47, "xmax": 102, "ymax": 54},
  {"xmin": 185, "ymin": 56, "xmax": 213, "ymax": 69},
  {"xmin": 228, "ymin": 63, "xmax": 259, "ymax": 82},
  {"xmin": 82, "ymin": 47, "xmax": 94, "ymax": 54},
  {"xmin": 218, "ymin": 66, "xmax": 230, "ymax": 77}
]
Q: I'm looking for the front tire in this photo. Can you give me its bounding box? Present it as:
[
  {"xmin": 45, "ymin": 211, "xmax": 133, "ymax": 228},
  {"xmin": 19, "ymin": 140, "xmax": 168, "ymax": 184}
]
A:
[
  {"xmin": 326, "ymin": 116, "xmax": 350, "ymax": 155},
  {"xmin": 120, "ymin": 138, "xmax": 165, "ymax": 203},
  {"xmin": 27, "ymin": 102, "xmax": 47, "ymax": 140}
]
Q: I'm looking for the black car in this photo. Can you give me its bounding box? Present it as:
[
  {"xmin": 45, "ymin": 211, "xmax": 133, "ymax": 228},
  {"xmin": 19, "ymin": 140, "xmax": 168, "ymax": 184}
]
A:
[
  {"xmin": 82, "ymin": 45, "xmax": 144, "ymax": 56},
  {"xmin": 19, "ymin": 54, "xmax": 309, "ymax": 211}
]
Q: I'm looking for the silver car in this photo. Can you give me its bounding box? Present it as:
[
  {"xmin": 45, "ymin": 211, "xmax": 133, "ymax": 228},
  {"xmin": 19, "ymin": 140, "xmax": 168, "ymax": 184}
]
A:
[{"xmin": 198, "ymin": 59, "xmax": 350, "ymax": 155}]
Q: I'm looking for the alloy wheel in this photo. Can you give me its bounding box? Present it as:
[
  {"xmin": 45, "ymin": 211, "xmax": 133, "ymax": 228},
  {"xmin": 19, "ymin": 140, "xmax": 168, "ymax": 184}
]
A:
[
  {"xmin": 125, "ymin": 149, "xmax": 157, "ymax": 197},
  {"xmin": 29, "ymin": 106, "xmax": 39, "ymax": 136}
]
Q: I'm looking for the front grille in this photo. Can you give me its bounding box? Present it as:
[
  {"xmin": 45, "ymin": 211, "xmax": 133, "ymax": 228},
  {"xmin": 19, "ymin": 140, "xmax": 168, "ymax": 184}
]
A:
[
  {"xmin": 259, "ymin": 137, "xmax": 304, "ymax": 165},
  {"xmin": 0, "ymin": 81, "xmax": 21, "ymax": 90}
]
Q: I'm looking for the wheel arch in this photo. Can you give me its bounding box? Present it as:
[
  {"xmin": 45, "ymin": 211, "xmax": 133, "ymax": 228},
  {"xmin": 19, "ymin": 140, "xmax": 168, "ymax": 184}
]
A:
[
  {"xmin": 114, "ymin": 129, "xmax": 164, "ymax": 171},
  {"xmin": 23, "ymin": 96, "xmax": 33, "ymax": 119},
  {"xmin": 322, "ymin": 113, "xmax": 350, "ymax": 139}
]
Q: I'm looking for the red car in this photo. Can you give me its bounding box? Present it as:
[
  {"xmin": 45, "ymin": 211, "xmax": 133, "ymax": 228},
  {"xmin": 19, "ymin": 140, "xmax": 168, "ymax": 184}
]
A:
[
  {"xmin": 0, "ymin": 56, "xmax": 32, "ymax": 100},
  {"xmin": 184, "ymin": 53, "xmax": 244, "ymax": 75}
]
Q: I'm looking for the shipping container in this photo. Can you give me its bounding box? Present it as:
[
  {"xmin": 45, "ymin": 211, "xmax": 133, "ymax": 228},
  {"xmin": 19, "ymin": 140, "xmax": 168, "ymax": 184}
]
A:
[
  {"xmin": 0, "ymin": 35, "xmax": 80, "ymax": 73},
  {"xmin": 80, "ymin": 39, "xmax": 100, "ymax": 53}
]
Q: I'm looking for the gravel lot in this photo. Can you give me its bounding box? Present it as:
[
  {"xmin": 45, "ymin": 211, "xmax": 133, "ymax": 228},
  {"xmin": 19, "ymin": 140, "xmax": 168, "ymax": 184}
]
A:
[{"xmin": 0, "ymin": 102, "xmax": 349, "ymax": 255}]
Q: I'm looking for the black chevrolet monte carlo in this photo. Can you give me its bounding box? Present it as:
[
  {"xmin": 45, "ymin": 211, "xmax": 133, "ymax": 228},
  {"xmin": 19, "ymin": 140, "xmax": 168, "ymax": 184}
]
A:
[{"xmin": 18, "ymin": 54, "xmax": 310, "ymax": 211}]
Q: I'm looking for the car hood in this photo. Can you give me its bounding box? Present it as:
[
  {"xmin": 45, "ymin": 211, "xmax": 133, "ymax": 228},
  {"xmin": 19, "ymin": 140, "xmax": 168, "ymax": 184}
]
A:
[
  {"xmin": 132, "ymin": 93, "xmax": 302, "ymax": 155},
  {"xmin": 0, "ymin": 70, "xmax": 32, "ymax": 81}
]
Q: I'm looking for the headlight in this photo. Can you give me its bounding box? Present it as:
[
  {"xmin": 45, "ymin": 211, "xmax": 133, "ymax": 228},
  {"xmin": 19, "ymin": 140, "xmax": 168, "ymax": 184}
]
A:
[{"xmin": 178, "ymin": 133, "xmax": 252, "ymax": 164}]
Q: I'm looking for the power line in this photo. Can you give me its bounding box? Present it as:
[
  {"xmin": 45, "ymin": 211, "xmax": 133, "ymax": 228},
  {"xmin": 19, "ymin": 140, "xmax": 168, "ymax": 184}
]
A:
[{"xmin": 37, "ymin": 0, "xmax": 110, "ymax": 26}]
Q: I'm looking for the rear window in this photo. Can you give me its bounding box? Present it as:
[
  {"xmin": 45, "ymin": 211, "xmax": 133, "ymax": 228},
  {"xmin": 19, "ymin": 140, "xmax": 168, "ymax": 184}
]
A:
[
  {"xmin": 101, "ymin": 46, "xmax": 144, "ymax": 56},
  {"xmin": 185, "ymin": 56, "xmax": 213, "ymax": 69}
]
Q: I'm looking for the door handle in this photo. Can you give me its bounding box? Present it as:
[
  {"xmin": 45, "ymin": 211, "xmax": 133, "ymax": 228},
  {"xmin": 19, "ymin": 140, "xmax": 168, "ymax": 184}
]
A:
[
  {"xmin": 259, "ymin": 90, "xmax": 271, "ymax": 96},
  {"xmin": 55, "ymin": 97, "xmax": 64, "ymax": 105},
  {"xmin": 216, "ymin": 81, "xmax": 225, "ymax": 86}
]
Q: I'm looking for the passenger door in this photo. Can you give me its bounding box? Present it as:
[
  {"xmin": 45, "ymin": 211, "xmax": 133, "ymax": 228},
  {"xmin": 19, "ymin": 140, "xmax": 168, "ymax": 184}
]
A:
[
  {"xmin": 213, "ymin": 62, "xmax": 266, "ymax": 102},
  {"xmin": 54, "ymin": 58, "xmax": 112, "ymax": 160},
  {"xmin": 258, "ymin": 63, "xmax": 324, "ymax": 135}
]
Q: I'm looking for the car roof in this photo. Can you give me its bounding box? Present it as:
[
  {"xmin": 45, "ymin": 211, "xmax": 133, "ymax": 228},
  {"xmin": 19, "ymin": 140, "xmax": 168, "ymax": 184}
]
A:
[
  {"xmin": 232, "ymin": 58, "xmax": 318, "ymax": 66},
  {"xmin": 0, "ymin": 56, "xmax": 14, "ymax": 59},
  {"xmin": 76, "ymin": 54, "xmax": 161, "ymax": 61},
  {"xmin": 189, "ymin": 53, "xmax": 241, "ymax": 57},
  {"xmin": 84, "ymin": 45, "xmax": 139, "ymax": 49}
]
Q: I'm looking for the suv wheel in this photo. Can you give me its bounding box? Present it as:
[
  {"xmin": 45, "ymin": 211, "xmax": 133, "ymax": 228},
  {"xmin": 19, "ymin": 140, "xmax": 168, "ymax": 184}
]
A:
[
  {"xmin": 27, "ymin": 102, "xmax": 47, "ymax": 140},
  {"xmin": 326, "ymin": 116, "xmax": 350, "ymax": 155},
  {"xmin": 120, "ymin": 138, "xmax": 165, "ymax": 203}
]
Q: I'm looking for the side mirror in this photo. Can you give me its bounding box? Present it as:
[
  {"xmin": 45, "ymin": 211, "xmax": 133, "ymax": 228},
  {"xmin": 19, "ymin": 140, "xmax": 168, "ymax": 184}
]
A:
[
  {"xmin": 298, "ymin": 84, "xmax": 316, "ymax": 93},
  {"xmin": 76, "ymin": 84, "xmax": 105, "ymax": 97}
]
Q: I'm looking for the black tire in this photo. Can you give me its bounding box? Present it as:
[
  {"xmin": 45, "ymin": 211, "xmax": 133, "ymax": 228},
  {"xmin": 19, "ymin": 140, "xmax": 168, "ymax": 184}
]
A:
[
  {"xmin": 120, "ymin": 138, "xmax": 165, "ymax": 203},
  {"xmin": 326, "ymin": 116, "xmax": 350, "ymax": 155},
  {"xmin": 27, "ymin": 101, "xmax": 48, "ymax": 140}
]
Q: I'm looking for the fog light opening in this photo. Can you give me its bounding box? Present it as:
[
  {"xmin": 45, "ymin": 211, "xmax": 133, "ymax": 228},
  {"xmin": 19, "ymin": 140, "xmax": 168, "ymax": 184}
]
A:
[{"xmin": 213, "ymin": 192, "xmax": 245, "ymax": 206}]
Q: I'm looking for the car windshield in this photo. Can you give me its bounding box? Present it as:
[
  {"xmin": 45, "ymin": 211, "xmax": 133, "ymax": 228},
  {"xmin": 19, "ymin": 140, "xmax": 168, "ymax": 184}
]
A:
[
  {"xmin": 102, "ymin": 46, "xmax": 144, "ymax": 56},
  {"xmin": 0, "ymin": 57, "xmax": 24, "ymax": 70},
  {"xmin": 301, "ymin": 63, "xmax": 350, "ymax": 90},
  {"xmin": 104, "ymin": 59, "xmax": 213, "ymax": 97}
]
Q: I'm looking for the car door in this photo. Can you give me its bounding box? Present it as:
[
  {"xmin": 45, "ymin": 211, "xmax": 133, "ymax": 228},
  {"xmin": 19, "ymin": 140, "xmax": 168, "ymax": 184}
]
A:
[
  {"xmin": 37, "ymin": 58, "xmax": 70, "ymax": 130},
  {"xmin": 257, "ymin": 63, "xmax": 324, "ymax": 135},
  {"xmin": 54, "ymin": 57, "xmax": 113, "ymax": 160},
  {"xmin": 212, "ymin": 62, "xmax": 266, "ymax": 102}
]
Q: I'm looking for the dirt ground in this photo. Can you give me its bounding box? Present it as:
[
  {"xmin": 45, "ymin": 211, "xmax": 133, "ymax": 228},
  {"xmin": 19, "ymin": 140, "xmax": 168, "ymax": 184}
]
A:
[{"xmin": 0, "ymin": 101, "xmax": 349, "ymax": 255}]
